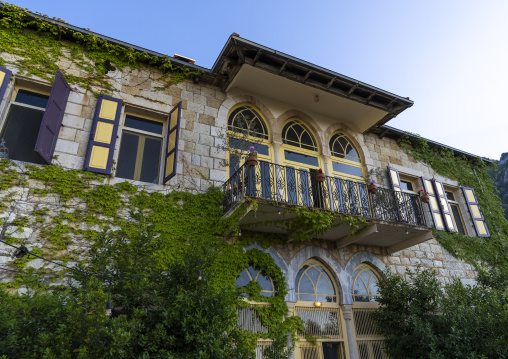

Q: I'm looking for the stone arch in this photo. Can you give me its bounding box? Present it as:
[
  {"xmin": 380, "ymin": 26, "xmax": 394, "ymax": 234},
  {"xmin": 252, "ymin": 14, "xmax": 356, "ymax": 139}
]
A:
[
  {"xmin": 217, "ymin": 95, "xmax": 276, "ymax": 134},
  {"xmin": 287, "ymin": 246, "xmax": 345, "ymax": 303},
  {"xmin": 343, "ymin": 252, "xmax": 386, "ymax": 304},
  {"xmin": 244, "ymin": 243, "xmax": 289, "ymax": 297}
]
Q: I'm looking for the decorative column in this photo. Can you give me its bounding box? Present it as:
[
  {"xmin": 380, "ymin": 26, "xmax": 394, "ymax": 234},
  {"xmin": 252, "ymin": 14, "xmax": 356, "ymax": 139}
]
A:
[
  {"xmin": 286, "ymin": 302, "xmax": 297, "ymax": 359},
  {"xmin": 342, "ymin": 304, "xmax": 357, "ymax": 359}
]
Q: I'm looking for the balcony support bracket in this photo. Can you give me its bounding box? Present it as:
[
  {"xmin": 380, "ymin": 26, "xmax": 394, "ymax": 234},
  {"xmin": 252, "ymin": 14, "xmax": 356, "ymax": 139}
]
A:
[
  {"xmin": 386, "ymin": 231, "xmax": 433, "ymax": 254},
  {"xmin": 335, "ymin": 224, "xmax": 378, "ymax": 249}
]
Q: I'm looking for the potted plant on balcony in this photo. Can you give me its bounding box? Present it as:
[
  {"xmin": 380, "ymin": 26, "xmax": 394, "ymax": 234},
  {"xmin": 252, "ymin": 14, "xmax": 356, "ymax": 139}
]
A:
[
  {"xmin": 419, "ymin": 189, "xmax": 429, "ymax": 203},
  {"xmin": 246, "ymin": 146, "xmax": 258, "ymax": 166},
  {"xmin": 368, "ymin": 180, "xmax": 377, "ymax": 194},
  {"xmin": 316, "ymin": 168, "xmax": 325, "ymax": 182}
]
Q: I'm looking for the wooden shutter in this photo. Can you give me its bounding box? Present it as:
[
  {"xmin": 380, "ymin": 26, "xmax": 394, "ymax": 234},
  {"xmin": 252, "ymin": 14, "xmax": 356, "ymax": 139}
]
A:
[
  {"xmin": 387, "ymin": 167, "xmax": 405, "ymax": 221},
  {"xmin": 162, "ymin": 101, "xmax": 181, "ymax": 183},
  {"xmin": 83, "ymin": 95, "xmax": 122, "ymax": 174},
  {"xmin": 422, "ymin": 177, "xmax": 446, "ymax": 231},
  {"xmin": 462, "ymin": 187, "xmax": 489, "ymax": 237},
  {"xmin": 432, "ymin": 180, "xmax": 456, "ymax": 232},
  {"xmin": 0, "ymin": 66, "xmax": 12, "ymax": 106},
  {"xmin": 34, "ymin": 71, "xmax": 71, "ymax": 164}
]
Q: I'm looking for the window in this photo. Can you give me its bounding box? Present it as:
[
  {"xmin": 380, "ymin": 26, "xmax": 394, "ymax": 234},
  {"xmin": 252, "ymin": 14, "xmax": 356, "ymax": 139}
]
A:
[
  {"xmin": 446, "ymin": 190, "xmax": 466, "ymax": 235},
  {"xmin": 329, "ymin": 132, "xmax": 363, "ymax": 179},
  {"xmin": 115, "ymin": 113, "xmax": 165, "ymax": 184},
  {"xmin": 352, "ymin": 264, "xmax": 380, "ymax": 302},
  {"xmin": 236, "ymin": 266, "xmax": 276, "ymax": 298},
  {"xmin": 351, "ymin": 264, "xmax": 387, "ymax": 359},
  {"xmin": 295, "ymin": 259, "xmax": 337, "ymax": 302},
  {"xmin": 0, "ymin": 88, "xmax": 49, "ymax": 164},
  {"xmin": 282, "ymin": 119, "xmax": 318, "ymax": 152},
  {"xmin": 228, "ymin": 105, "xmax": 268, "ymax": 140},
  {"xmin": 400, "ymin": 179, "xmax": 414, "ymax": 192}
]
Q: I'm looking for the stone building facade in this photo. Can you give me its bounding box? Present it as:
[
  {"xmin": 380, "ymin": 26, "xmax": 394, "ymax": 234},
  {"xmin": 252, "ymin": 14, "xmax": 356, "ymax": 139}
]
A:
[{"xmin": 0, "ymin": 16, "xmax": 491, "ymax": 359}]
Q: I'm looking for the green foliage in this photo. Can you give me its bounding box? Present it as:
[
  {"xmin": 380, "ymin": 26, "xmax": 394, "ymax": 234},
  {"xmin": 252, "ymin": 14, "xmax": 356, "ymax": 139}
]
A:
[
  {"xmin": 372, "ymin": 266, "xmax": 508, "ymax": 359},
  {"xmin": 0, "ymin": 2, "xmax": 198, "ymax": 94},
  {"xmin": 0, "ymin": 160, "xmax": 300, "ymax": 356},
  {"xmin": 400, "ymin": 136, "xmax": 508, "ymax": 277},
  {"xmin": 492, "ymin": 152, "xmax": 508, "ymax": 220}
]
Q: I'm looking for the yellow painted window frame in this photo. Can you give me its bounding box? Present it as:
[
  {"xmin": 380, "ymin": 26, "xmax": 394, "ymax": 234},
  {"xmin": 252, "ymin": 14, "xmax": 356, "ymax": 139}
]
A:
[
  {"xmin": 293, "ymin": 305, "xmax": 350, "ymax": 359},
  {"xmin": 352, "ymin": 263, "xmax": 381, "ymax": 303},
  {"xmin": 328, "ymin": 132, "xmax": 364, "ymax": 182},
  {"xmin": 226, "ymin": 104, "xmax": 273, "ymax": 177},
  {"xmin": 295, "ymin": 259, "xmax": 338, "ymax": 303},
  {"xmin": 116, "ymin": 111, "xmax": 167, "ymax": 183},
  {"xmin": 280, "ymin": 118, "xmax": 322, "ymax": 170}
]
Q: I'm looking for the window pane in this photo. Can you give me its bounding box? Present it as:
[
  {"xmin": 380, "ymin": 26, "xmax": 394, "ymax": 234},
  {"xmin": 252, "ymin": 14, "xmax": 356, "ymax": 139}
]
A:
[
  {"xmin": 450, "ymin": 204, "xmax": 466, "ymax": 235},
  {"xmin": 332, "ymin": 162, "xmax": 363, "ymax": 177},
  {"xmin": 446, "ymin": 191, "xmax": 455, "ymax": 201},
  {"xmin": 235, "ymin": 270, "xmax": 251, "ymax": 288},
  {"xmin": 316, "ymin": 275, "xmax": 333, "ymax": 295},
  {"xmin": 284, "ymin": 150, "xmax": 319, "ymax": 166},
  {"xmin": 299, "ymin": 275, "xmax": 314, "ymax": 294},
  {"xmin": 228, "ymin": 138, "xmax": 269, "ymax": 156},
  {"xmin": 400, "ymin": 180, "xmax": 413, "ymax": 191},
  {"xmin": 0, "ymin": 104, "xmax": 45, "ymax": 164},
  {"xmin": 124, "ymin": 115, "xmax": 163, "ymax": 135},
  {"xmin": 116, "ymin": 133, "xmax": 139, "ymax": 180},
  {"xmin": 15, "ymin": 90, "xmax": 49, "ymax": 108},
  {"xmin": 140, "ymin": 137, "xmax": 162, "ymax": 183}
]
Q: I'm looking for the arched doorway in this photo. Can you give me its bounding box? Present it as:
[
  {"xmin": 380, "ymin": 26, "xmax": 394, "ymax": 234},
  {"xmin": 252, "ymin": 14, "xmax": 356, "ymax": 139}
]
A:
[
  {"xmin": 351, "ymin": 263, "xmax": 387, "ymax": 359},
  {"xmin": 280, "ymin": 119, "xmax": 323, "ymax": 207},
  {"xmin": 294, "ymin": 259, "xmax": 349, "ymax": 359}
]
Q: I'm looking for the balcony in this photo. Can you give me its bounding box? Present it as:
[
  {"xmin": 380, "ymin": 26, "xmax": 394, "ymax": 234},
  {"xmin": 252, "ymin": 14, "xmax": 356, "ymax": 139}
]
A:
[{"xmin": 223, "ymin": 161, "xmax": 433, "ymax": 253}]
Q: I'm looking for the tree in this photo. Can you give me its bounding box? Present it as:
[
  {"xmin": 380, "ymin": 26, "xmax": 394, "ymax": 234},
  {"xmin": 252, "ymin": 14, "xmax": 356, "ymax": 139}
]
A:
[
  {"xmin": 0, "ymin": 233, "xmax": 256, "ymax": 358},
  {"xmin": 371, "ymin": 266, "xmax": 508, "ymax": 359}
]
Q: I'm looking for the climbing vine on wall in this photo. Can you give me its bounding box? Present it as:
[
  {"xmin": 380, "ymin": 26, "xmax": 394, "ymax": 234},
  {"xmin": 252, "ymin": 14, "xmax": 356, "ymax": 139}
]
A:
[
  {"xmin": 0, "ymin": 2, "xmax": 199, "ymax": 94},
  {"xmin": 0, "ymin": 158, "xmax": 303, "ymax": 344},
  {"xmin": 400, "ymin": 135, "xmax": 508, "ymax": 277}
]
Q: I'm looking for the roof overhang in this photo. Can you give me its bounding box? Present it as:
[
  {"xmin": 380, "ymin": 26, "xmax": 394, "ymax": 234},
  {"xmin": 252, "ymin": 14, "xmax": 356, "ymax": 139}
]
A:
[{"xmin": 210, "ymin": 35, "xmax": 414, "ymax": 133}]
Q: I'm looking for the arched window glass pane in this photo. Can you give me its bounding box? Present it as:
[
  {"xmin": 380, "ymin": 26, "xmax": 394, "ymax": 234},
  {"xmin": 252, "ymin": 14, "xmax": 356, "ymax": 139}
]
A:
[
  {"xmin": 282, "ymin": 120, "xmax": 318, "ymax": 152},
  {"xmin": 352, "ymin": 264, "xmax": 380, "ymax": 302},
  {"xmin": 329, "ymin": 132, "xmax": 361, "ymax": 163},
  {"xmin": 235, "ymin": 266, "xmax": 275, "ymax": 298},
  {"xmin": 296, "ymin": 260, "xmax": 337, "ymax": 302},
  {"xmin": 228, "ymin": 105, "xmax": 268, "ymax": 139}
]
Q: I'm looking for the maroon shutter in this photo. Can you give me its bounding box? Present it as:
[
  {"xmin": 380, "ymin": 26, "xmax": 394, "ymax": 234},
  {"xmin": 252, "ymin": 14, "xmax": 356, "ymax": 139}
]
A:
[
  {"xmin": 462, "ymin": 187, "xmax": 490, "ymax": 237},
  {"xmin": 421, "ymin": 177, "xmax": 446, "ymax": 231},
  {"xmin": 0, "ymin": 66, "xmax": 12, "ymax": 106},
  {"xmin": 83, "ymin": 95, "xmax": 122, "ymax": 174},
  {"xmin": 432, "ymin": 180, "xmax": 456, "ymax": 232},
  {"xmin": 34, "ymin": 71, "xmax": 71, "ymax": 164},
  {"xmin": 163, "ymin": 101, "xmax": 182, "ymax": 184}
]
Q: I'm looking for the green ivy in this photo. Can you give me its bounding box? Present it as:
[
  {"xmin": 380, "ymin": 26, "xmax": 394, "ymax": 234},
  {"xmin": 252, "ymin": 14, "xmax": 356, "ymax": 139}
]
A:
[
  {"xmin": 0, "ymin": 159, "xmax": 302, "ymax": 343},
  {"xmin": 400, "ymin": 135, "xmax": 508, "ymax": 276},
  {"xmin": 0, "ymin": 3, "xmax": 198, "ymax": 94}
]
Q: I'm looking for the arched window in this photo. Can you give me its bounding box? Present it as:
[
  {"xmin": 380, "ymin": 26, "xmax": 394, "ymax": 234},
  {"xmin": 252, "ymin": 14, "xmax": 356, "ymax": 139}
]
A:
[
  {"xmin": 295, "ymin": 259, "xmax": 337, "ymax": 302},
  {"xmin": 282, "ymin": 119, "xmax": 318, "ymax": 152},
  {"xmin": 236, "ymin": 266, "xmax": 276, "ymax": 297},
  {"xmin": 352, "ymin": 264, "xmax": 380, "ymax": 302},
  {"xmin": 330, "ymin": 132, "xmax": 360, "ymax": 162},
  {"xmin": 228, "ymin": 105, "xmax": 268, "ymax": 140},
  {"xmin": 329, "ymin": 131, "xmax": 363, "ymax": 179},
  {"xmin": 226, "ymin": 104, "xmax": 272, "ymax": 177}
]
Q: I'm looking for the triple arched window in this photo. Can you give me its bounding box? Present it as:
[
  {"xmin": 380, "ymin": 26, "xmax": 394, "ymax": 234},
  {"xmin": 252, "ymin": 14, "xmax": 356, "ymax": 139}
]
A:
[{"xmin": 226, "ymin": 105, "xmax": 365, "ymax": 181}]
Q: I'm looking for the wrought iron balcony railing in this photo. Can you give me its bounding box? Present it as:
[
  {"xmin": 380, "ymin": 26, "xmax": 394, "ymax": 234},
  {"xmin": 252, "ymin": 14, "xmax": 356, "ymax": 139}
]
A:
[{"xmin": 223, "ymin": 161, "xmax": 427, "ymax": 227}]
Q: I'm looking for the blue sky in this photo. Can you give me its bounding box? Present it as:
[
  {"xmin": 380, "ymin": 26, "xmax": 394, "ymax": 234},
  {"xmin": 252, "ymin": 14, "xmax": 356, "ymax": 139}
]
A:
[{"xmin": 7, "ymin": 0, "xmax": 507, "ymax": 160}]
